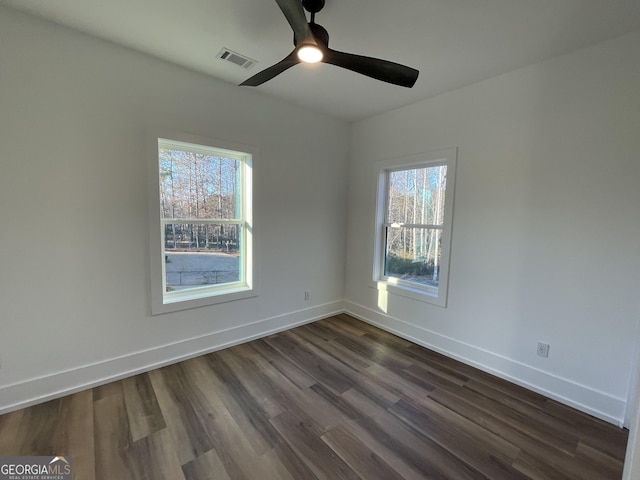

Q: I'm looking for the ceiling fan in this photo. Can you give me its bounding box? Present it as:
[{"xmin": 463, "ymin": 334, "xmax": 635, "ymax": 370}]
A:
[{"xmin": 240, "ymin": 0, "xmax": 419, "ymax": 88}]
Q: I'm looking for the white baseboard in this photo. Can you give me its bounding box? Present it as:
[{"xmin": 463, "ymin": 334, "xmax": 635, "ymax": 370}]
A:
[
  {"xmin": 344, "ymin": 300, "xmax": 627, "ymax": 427},
  {"xmin": 0, "ymin": 301, "xmax": 344, "ymax": 415}
]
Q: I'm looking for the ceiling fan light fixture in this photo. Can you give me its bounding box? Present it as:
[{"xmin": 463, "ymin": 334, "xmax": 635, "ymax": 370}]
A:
[{"xmin": 297, "ymin": 44, "xmax": 323, "ymax": 63}]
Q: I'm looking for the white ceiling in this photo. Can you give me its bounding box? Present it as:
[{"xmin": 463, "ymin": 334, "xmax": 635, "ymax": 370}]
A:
[{"xmin": 2, "ymin": 0, "xmax": 639, "ymax": 121}]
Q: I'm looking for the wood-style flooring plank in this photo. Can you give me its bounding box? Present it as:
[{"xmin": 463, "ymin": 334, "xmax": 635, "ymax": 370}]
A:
[
  {"xmin": 360, "ymin": 363, "xmax": 435, "ymax": 406},
  {"xmin": 265, "ymin": 331, "xmax": 355, "ymax": 394},
  {"xmin": 324, "ymin": 313, "xmax": 372, "ymax": 337},
  {"xmin": 342, "ymin": 387, "xmax": 488, "ymax": 480},
  {"xmin": 398, "ymin": 394, "xmax": 522, "ymax": 464},
  {"xmin": 147, "ymin": 366, "xmax": 213, "ymax": 466},
  {"xmin": 226, "ymin": 344, "xmax": 347, "ymax": 434},
  {"xmin": 427, "ymin": 387, "xmax": 603, "ymax": 480},
  {"xmin": 543, "ymin": 399, "xmax": 629, "ymax": 461},
  {"xmin": 389, "ymin": 398, "xmax": 529, "ymax": 480},
  {"xmin": 129, "ymin": 429, "xmax": 185, "ymax": 480},
  {"xmin": 272, "ymin": 439, "xmax": 321, "ymax": 480},
  {"xmin": 430, "ymin": 385, "xmax": 580, "ymax": 455},
  {"xmin": 1, "ymin": 391, "xmax": 95, "ymax": 478},
  {"xmin": 93, "ymin": 382, "xmax": 139, "ymax": 480},
  {"xmin": 0, "ymin": 409, "xmax": 24, "ymax": 454},
  {"xmin": 575, "ymin": 441, "xmax": 626, "ymax": 480},
  {"xmin": 57, "ymin": 390, "xmax": 95, "ymax": 480},
  {"xmin": 322, "ymin": 316, "xmax": 417, "ymax": 369},
  {"xmin": 321, "ymin": 424, "xmax": 406, "ymax": 480},
  {"xmin": 405, "ymin": 344, "xmax": 550, "ymax": 410},
  {"xmin": 11, "ymin": 399, "xmax": 62, "ymax": 456},
  {"xmin": 269, "ymin": 409, "xmax": 361, "ymax": 480},
  {"xmin": 214, "ymin": 344, "xmax": 286, "ymax": 419},
  {"xmin": 250, "ymin": 338, "xmax": 317, "ymax": 389},
  {"xmin": 181, "ymin": 448, "xmax": 232, "ymax": 480},
  {"xmin": 511, "ymin": 451, "xmax": 576, "ymax": 480},
  {"xmin": 291, "ymin": 324, "xmax": 372, "ymax": 372},
  {"xmin": 122, "ymin": 373, "xmax": 166, "ymax": 442},
  {"xmin": 203, "ymin": 353, "xmax": 282, "ymax": 454}
]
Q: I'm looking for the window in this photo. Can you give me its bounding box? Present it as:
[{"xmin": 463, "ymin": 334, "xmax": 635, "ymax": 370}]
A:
[
  {"xmin": 373, "ymin": 148, "xmax": 456, "ymax": 307},
  {"xmin": 149, "ymin": 135, "xmax": 255, "ymax": 314}
]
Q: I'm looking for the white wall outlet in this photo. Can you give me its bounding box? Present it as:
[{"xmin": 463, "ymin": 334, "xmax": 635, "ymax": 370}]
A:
[
  {"xmin": 537, "ymin": 342, "xmax": 550, "ymax": 358},
  {"xmin": 304, "ymin": 291, "xmax": 311, "ymax": 301}
]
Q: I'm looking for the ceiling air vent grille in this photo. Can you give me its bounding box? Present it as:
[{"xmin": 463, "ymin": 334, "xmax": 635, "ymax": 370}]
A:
[{"xmin": 217, "ymin": 48, "xmax": 257, "ymax": 69}]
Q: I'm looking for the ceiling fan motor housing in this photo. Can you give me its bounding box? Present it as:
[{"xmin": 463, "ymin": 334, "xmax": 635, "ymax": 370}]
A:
[{"xmin": 309, "ymin": 23, "xmax": 329, "ymax": 46}]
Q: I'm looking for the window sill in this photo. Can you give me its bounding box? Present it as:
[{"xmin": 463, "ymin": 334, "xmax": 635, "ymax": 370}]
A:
[
  {"xmin": 152, "ymin": 285, "xmax": 257, "ymax": 315},
  {"xmin": 369, "ymin": 280, "xmax": 447, "ymax": 307}
]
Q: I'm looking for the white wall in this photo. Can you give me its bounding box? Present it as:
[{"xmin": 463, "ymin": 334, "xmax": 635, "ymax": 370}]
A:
[
  {"xmin": 345, "ymin": 32, "xmax": 640, "ymax": 425},
  {"xmin": 0, "ymin": 6, "xmax": 349, "ymax": 413}
]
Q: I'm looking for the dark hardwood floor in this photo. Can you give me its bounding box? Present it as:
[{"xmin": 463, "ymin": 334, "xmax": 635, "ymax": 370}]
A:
[{"xmin": 0, "ymin": 314, "xmax": 629, "ymax": 479}]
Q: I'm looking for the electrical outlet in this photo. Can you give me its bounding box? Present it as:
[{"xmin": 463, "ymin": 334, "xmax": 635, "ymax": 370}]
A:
[
  {"xmin": 537, "ymin": 342, "xmax": 550, "ymax": 358},
  {"xmin": 304, "ymin": 291, "xmax": 311, "ymax": 301}
]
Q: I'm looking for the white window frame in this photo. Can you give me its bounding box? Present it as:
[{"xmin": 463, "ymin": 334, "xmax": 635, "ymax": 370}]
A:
[
  {"xmin": 372, "ymin": 148, "xmax": 457, "ymax": 307},
  {"xmin": 148, "ymin": 133, "xmax": 257, "ymax": 315}
]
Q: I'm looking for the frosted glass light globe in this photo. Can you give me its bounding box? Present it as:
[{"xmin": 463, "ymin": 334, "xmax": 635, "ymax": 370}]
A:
[{"xmin": 297, "ymin": 45, "xmax": 323, "ymax": 63}]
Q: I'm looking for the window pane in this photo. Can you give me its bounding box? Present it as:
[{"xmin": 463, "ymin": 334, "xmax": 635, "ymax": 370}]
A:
[
  {"xmin": 159, "ymin": 148, "xmax": 241, "ymax": 220},
  {"xmin": 164, "ymin": 223, "xmax": 241, "ymax": 291},
  {"xmin": 386, "ymin": 165, "xmax": 447, "ymax": 225},
  {"xmin": 384, "ymin": 227, "xmax": 442, "ymax": 287}
]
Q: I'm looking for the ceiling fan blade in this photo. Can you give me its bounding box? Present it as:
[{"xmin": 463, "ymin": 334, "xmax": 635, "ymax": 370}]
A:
[
  {"xmin": 275, "ymin": 0, "xmax": 312, "ymax": 46},
  {"xmin": 240, "ymin": 50, "xmax": 300, "ymax": 86},
  {"xmin": 323, "ymin": 48, "xmax": 419, "ymax": 88}
]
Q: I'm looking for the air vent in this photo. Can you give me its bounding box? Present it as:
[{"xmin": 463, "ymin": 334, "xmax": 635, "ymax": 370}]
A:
[{"xmin": 217, "ymin": 48, "xmax": 257, "ymax": 70}]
